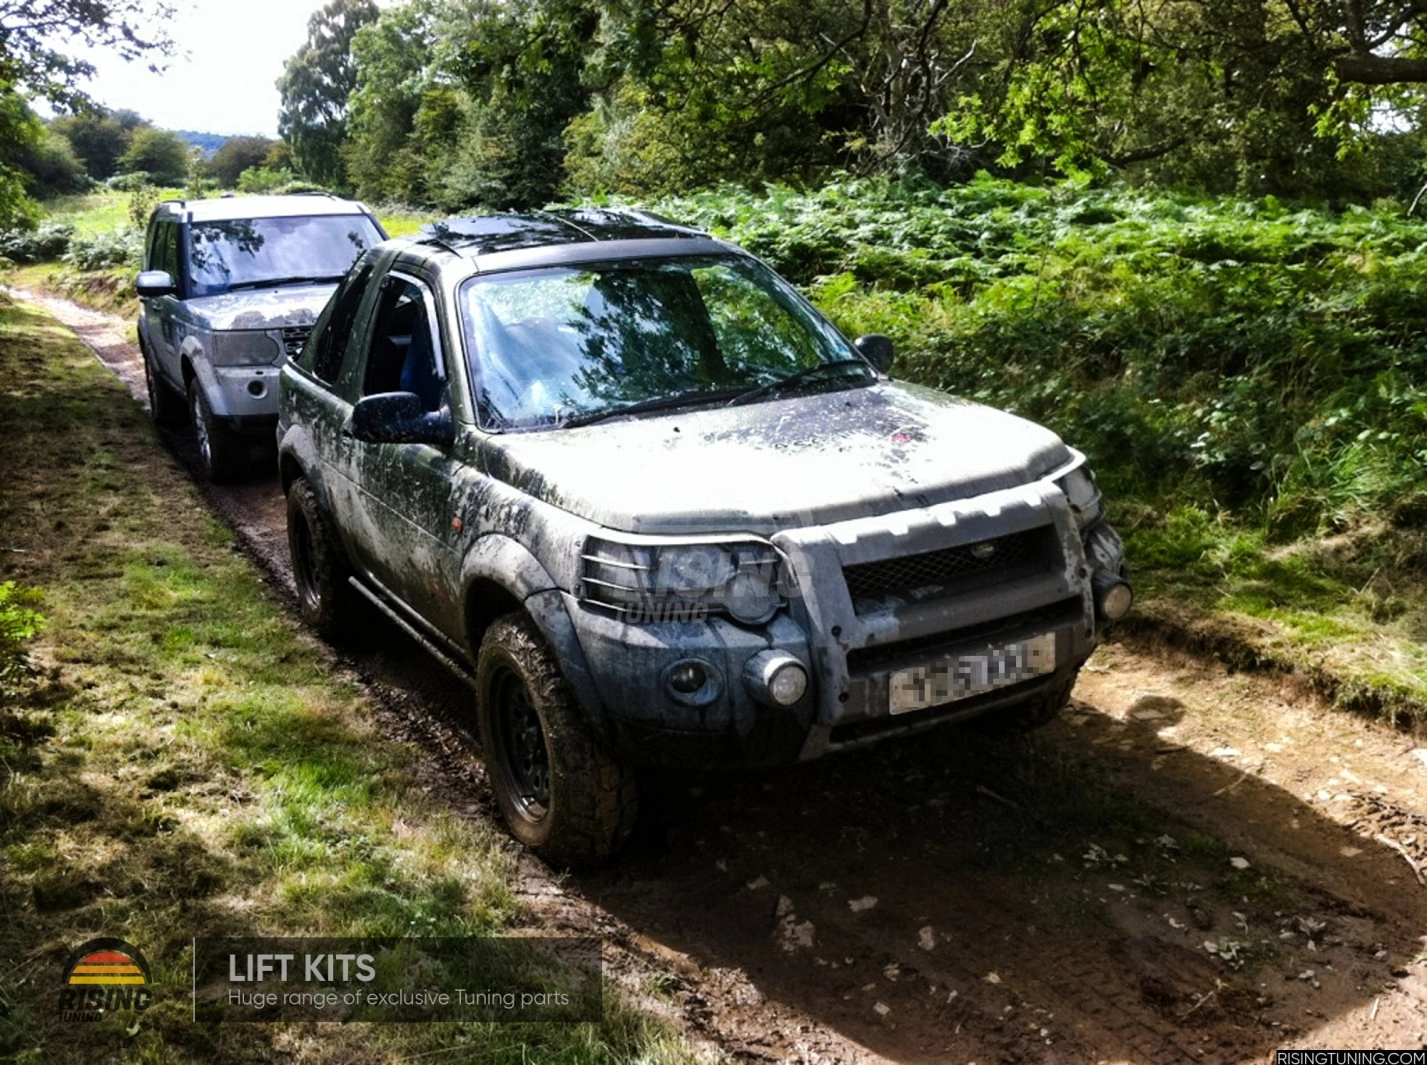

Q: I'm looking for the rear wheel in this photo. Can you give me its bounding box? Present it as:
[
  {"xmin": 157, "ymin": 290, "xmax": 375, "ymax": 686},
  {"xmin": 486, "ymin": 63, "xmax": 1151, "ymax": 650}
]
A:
[
  {"xmin": 286, "ymin": 476, "xmax": 353, "ymax": 640},
  {"xmin": 188, "ymin": 379, "xmax": 246, "ymax": 483},
  {"xmin": 476, "ymin": 613, "xmax": 637, "ymax": 866},
  {"xmin": 142, "ymin": 345, "xmax": 185, "ymax": 426}
]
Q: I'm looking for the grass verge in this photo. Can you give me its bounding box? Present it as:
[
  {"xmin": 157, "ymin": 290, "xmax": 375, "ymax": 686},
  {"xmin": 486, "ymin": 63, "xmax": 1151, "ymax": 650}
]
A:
[
  {"xmin": 1116, "ymin": 506, "xmax": 1427, "ymax": 723},
  {"xmin": 6, "ymin": 261, "xmax": 138, "ymax": 320},
  {"xmin": 0, "ymin": 296, "xmax": 712, "ymax": 1063}
]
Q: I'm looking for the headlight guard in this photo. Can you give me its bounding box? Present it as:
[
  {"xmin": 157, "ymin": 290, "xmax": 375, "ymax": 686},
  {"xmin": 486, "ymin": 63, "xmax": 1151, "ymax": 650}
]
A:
[{"xmin": 580, "ymin": 535, "xmax": 785, "ymax": 625}]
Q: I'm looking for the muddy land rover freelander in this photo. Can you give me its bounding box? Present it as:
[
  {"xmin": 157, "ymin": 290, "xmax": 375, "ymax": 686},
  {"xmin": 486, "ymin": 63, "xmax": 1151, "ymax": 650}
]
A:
[
  {"xmin": 137, "ymin": 194, "xmax": 387, "ymax": 481},
  {"xmin": 276, "ymin": 210, "xmax": 1133, "ymax": 865}
]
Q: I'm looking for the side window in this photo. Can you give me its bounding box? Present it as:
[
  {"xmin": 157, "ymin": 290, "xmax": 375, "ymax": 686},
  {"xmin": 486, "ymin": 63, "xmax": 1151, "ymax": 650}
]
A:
[
  {"xmin": 362, "ymin": 275, "xmax": 444, "ymax": 412},
  {"xmin": 304, "ymin": 259, "xmax": 374, "ymax": 383},
  {"xmin": 147, "ymin": 221, "xmax": 180, "ymax": 282}
]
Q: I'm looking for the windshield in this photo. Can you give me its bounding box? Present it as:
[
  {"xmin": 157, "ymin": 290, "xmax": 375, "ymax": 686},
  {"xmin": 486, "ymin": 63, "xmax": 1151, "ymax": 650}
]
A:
[
  {"xmin": 459, "ymin": 255, "xmax": 870, "ymax": 430},
  {"xmin": 187, "ymin": 214, "xmax": 384, "ymax": 297}
]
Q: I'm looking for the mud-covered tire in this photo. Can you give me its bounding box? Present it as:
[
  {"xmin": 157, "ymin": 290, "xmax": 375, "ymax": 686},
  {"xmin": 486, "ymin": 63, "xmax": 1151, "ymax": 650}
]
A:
[
  {"xmin": 977, "ymin": 674, "xmax": 1077, "ymax": 735},
  {"xmin": 142, "ymin": 346, "xmax": 186, "ymax": 427},
  {"xmin": 286, "ymin": 477, "xmax": 354, "ymax": 640},
  {"xmin": 188, "ymin": 378, "xmax": 246, "ymax": 483},
  {"xmin": 476, "ymin": 613, "xmax": 637, "ymax": 866}
]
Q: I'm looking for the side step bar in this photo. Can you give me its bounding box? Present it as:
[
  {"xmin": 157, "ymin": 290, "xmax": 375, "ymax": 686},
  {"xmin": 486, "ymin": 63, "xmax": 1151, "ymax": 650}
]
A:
[{"xmin": 346, "ymin": 577, "xmax": 477, "ymax": 689}]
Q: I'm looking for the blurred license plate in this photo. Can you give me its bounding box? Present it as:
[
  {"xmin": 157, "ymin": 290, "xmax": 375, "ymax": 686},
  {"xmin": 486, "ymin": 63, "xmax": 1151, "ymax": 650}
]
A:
[{"xmin": 889, "ymin": 632, "xmax": 1057, "ymax": 715}]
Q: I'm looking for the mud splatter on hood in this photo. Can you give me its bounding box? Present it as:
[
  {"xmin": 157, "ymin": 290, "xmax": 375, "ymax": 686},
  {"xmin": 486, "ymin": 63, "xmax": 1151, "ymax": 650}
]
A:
[
  {"xmin": 182, "ymin": 283, "xmax": 338, "ymax": 331},
  {"xmin": 486, "ymin": 381, "xmax": 1072, "ymax": 535}
]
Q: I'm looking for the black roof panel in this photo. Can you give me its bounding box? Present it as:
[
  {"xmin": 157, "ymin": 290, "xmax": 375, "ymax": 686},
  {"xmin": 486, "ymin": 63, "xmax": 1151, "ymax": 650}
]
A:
[{"xmin": 418, "ymin": 209, "xmax": 706, "ymax": 258}]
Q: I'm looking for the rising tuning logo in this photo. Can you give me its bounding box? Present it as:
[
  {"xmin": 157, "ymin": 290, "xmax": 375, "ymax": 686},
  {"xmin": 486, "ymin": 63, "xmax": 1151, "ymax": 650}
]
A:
[{"xmin": 57, "ymin": 937, "xmax": 154, "ymax": 1021}]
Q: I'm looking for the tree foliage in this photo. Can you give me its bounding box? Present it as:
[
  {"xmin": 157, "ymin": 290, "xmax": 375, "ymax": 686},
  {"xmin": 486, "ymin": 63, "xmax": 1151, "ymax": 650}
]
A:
[
  {"xmin": 343, "ymin": 0, "xmax": 440, "ymax": 203},
  {"xmin": 48, "ymin": 107, "xmax": 144, "ymax": 179},
  {"xmin": 117, "ymin": 125, "xmax": 189, "ymax": 185},
  {"xmin": 206, "ymin": 135, "xmax": 276, "ymax": 189},
  {"xmin": 0, "ymin": 1, "xmax": 173, "ymax": 226},
  {"xmin": 19, "ymin": 123, "xmax": 88, "ymax": 196},
  {"xmin": 0, "ymin": 0, "xmax": 175, "ymax": 110},
  {"xmin": 312, "ymin": 0, "xmax": 1427, "ymax": 208},
  {"xmin": 277, "ymin": 0, "xmax": 379, "ymax": 188}
]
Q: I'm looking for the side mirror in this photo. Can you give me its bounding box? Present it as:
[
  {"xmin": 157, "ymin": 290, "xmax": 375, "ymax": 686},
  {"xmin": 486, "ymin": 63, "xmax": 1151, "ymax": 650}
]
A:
[
  {"xmin": 136, "ymin": 270, "xmax": 177, "ymax": 298},
  {"xmin": 349, "ymin": 392, "xmax": 455, "ymax": 447},
  {"xmin": 854, "ymin": 334, "xmax": 894, "ymax": 374}
]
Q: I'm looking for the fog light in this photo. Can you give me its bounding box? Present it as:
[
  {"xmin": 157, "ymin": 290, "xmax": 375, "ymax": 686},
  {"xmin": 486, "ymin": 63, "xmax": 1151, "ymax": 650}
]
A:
[
  {"xmin": 744, "ymin": 650, "xmax": 809, "ymax": 707},
  {"xmin": 1094, "ymin": 576, "xmax": 1134, "ymax": 622},
  {"xmin": 668, "ymin": 661, "xmax": 707, "ymax": 694},
  {"xmin": 247, "ymin": 379, "xmax": 267, "ymax": 398}
]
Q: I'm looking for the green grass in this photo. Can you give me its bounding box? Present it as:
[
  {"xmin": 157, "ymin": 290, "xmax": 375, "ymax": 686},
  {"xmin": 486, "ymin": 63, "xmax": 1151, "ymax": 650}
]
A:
[
  {"xmin": 0, "ymin": 297, "xmax": 716, "ymax": 1063},
  {"xmin": 375, "ymin": 203, "xmax": 435, "ymax": 237},
  {"xmin": 42, "ymin": 188, "xmax": 184, "ymax": 236}
]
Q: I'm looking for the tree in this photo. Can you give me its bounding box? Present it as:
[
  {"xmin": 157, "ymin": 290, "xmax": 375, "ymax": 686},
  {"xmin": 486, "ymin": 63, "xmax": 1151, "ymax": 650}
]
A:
[
  {"xmin": 441, "ymin": 0, "xmax": 600, "ymax": 209},
  {"xmin": 926, "ymin": 0, "xmax": 1427, "ymax": 193},
  {"xmin": 572, "ymin": 0, "xmax": 867, "ymax": 190},
  {"xmin": 49, "ymin": 108, "xmax": 142, "ymax": 179},
  {"xmin": 19, "ymin": 122, "xmax": 88, "ymax": 195},
  {"xmin": 0, "ymin": 91, "xmax": 44, "ymax": 227},
  {"xmin": 343, "ymin": 0, "xmax": 439, "ymax": 202},
  {"xmin": 0, "ymin": 2, "xmax": 173, "ymax": 227},
  {"xmin": 277, "ymin": 0, "xmax": 378, "ymax": 188},
  {"xmin": 117, "ymin": 125, "xmax": 189, "ymax": 185},
  {"xmin": 0, "ymin": 0, "xmax": 176, "ymax": 111},
  {"xmin": 565, "ymin": 0, "xmax": 986, "ymax": 193},
  {"xmin": 207, "ymin": 135, "xmax": 275, "ymax": 188}
]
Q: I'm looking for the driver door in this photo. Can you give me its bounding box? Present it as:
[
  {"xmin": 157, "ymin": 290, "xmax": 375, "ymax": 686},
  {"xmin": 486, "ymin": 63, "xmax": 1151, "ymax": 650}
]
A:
[{"xmin": 341, "ymin": 272, "xmax": 466, "ymax": 634}]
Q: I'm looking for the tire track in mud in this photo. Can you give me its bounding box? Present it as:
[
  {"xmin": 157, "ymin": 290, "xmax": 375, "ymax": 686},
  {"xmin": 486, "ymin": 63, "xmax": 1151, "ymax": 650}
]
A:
[{"xmin": 21, "ymin": 286, "xmax": 1427, "ymax": 1063}]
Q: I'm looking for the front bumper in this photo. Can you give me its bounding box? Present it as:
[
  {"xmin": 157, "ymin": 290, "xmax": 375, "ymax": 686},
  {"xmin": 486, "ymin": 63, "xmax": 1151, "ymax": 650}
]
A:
[
  {"xmin": 209, "ymin": 364, "xmax": 282, "ymax": 430},
  {"xmin": 572, "ymin": 480, "xmax": 1120, "ymax": 770}
]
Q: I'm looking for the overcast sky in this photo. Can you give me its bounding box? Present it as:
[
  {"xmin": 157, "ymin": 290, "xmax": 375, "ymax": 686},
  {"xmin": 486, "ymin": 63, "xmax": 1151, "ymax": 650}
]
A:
[{"xmin": 65, "ymin": 0, "xmax": 347, "ymax": 136}]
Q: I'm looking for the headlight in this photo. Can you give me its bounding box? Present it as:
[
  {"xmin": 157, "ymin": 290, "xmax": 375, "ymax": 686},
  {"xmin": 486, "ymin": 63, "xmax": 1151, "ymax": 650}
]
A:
[
  {"xmin": 1057, "ymin": 463, "xmax": 1103, "ymax": 529},
  {"xmin": 581, "ymin": 537, "xmax": 783, "ymax": 625},
  {"xmin": 207, "ymin": 329, "xmax": 283, "ymax": 367}
]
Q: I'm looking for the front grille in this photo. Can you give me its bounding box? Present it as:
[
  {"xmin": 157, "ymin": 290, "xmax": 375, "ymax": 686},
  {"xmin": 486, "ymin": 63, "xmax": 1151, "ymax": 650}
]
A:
[
  {"xmin": 842, "ymin": 526, "xmax": 1056, "ymax": 609},
  {"xmin": 282, "ymin": 325, "xmax": 313, "ymax": 360}
]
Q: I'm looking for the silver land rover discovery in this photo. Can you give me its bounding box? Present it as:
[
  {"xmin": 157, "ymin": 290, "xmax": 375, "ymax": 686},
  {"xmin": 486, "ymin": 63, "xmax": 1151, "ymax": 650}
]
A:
[{"xmin": 136, "ymin": 194, "xmax": 386, "ymax": 481}]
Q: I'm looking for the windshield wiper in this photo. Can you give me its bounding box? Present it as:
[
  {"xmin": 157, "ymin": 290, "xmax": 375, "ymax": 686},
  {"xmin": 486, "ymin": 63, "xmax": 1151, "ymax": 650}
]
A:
[
  {"xmin": 725, "ymin": 358, "xmax": 874, "ymax": 408},
  {"xmin": 224, "ymin": 275, "xmax": 345, "ymax": 291},
  {"xmin": 560, "ymin": 387, "xmax": 745, "ymax": 428}
]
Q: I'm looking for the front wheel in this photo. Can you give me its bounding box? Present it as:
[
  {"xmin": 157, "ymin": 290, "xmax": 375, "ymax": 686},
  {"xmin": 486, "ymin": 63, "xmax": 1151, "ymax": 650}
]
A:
[
  {"xmin": 188, "ymin": 379, "xmax": 246, "ymax": 483},
  {"xmin": 476, "ymin": 614, "xmax": 637, "ymax": 866}
]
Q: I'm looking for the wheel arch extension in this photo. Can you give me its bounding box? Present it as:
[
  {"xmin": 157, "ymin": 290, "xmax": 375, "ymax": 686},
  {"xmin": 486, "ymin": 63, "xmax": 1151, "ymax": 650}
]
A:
[{"xmin": 461, "ymin": 536, "xmax": 607, "ymax": 731}]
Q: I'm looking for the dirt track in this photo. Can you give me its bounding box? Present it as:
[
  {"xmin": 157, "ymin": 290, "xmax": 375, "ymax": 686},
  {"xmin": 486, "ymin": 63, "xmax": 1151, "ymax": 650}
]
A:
[{"xmin": 24, "ymin": 287, "xmax": 1427, "ymax": 1063}]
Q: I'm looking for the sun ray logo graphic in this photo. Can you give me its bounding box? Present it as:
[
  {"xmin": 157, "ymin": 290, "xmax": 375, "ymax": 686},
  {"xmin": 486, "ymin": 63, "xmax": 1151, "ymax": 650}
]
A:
[{"xmin": 57, "ymin": 937, "xmax": 153, "ymax": 1021}]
